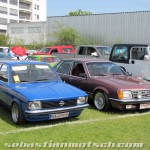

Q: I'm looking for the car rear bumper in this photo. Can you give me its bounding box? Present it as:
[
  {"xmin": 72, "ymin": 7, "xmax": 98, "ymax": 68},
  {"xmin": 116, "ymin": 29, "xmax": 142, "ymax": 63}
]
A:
[
  {"xmin": 110, "ymin": 98, "xmax": 150, "ymax": 110},
  {"xmin": 24, "ymin": 104, "xmax": 89, "ymax": 121}
]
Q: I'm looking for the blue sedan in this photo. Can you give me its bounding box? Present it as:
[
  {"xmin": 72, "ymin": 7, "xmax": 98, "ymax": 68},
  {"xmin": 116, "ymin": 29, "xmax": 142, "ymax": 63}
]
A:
[{"xmin": 0, "ymin": 60, "xmax": 88, "ymax": 124}]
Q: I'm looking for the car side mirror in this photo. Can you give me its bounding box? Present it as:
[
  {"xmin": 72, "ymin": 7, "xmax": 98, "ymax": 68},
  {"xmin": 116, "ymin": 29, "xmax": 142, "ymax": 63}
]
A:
[
  {"xmin": 91, "ymin": 52, "xmax": 98, "ymax": 57},
  {"xmin": 144, "ymin": 55, "xmax": 150, "ymax": 60}
]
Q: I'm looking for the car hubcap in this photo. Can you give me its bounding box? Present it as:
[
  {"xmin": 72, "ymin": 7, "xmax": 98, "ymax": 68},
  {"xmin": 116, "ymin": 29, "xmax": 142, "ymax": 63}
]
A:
[
  {"xmin": 12, "ymin": 105, "xmax": 19, "ymax": 123},
  {"xmin": 94, "ymin": 93, "xmax": 105, "ymax": 110}
]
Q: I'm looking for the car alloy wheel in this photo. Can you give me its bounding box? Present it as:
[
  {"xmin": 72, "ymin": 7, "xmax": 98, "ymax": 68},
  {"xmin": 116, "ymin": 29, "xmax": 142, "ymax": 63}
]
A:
[{"xmin": 94, "ymin": 91, "xmax": 111, "ymax": 111}]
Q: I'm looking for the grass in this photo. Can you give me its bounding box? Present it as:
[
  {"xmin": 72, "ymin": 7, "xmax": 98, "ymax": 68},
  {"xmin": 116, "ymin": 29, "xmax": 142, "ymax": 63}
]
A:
[{"xmin": 0, "ymin": 104, "xmax": 150, "ymax": 150}]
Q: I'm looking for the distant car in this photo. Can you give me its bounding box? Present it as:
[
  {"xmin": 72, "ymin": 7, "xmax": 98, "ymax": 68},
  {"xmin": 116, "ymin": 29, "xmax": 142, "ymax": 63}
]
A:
[
  {"xmin": 27, "ymin": 55, "xmax": 60, "ymax": 67},
  {"xmin": 34, "ymin": 45, "xmax": 76, "ymax": 55},
  {"xmin": 0, "ymin": 53, "xmax": 10, "ymax": 59},
  {"xmin": 26, "ymin": 50, "xmax": 37, "ymax": 55},
  {"xmin": 0, "ymin": 60, "xmax": 88, "ymax": 124},
  {"xmin": 54, "ymin": 58, "xmax": 150, "ymax": 111}
]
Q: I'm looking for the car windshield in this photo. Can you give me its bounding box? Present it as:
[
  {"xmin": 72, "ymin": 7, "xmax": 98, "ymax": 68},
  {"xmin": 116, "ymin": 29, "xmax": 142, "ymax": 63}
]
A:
[
  {"xmin": 86, "ymin": 62, "xmax": 125, "ymax": 76},
  {"xmin": 11, "ymin": 64, "xmax": 61, "ymax": 83},
  {"xmin": 96, "ymin": 47, "xmax": 111, "ymax": 56},
  {"xmin": 39, "ymin": 48, "xmax": 50, "ymax": 53},
  {"xmin": 0, "ymin": 53, "xmax": 10, "ymax": 58}
]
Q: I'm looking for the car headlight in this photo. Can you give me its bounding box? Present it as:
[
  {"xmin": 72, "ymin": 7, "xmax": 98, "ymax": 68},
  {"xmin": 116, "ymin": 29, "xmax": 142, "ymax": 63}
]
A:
[
  {"xmin": 118, "ymin": 90, "xmax": 132, "ymax": 100},
  {"xmin": 28, "ymin": 101, "xmax": 42, "ymax": 110},
  {"xmin": 77, "ymin": 96, "xmax": 88, "ymax": 105}
]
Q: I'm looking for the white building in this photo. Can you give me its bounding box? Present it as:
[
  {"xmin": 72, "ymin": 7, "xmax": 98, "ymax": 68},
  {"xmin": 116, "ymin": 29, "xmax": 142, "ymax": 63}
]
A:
[{"xmin": 0, "ymin": 0, "xmax": 46, "ymax": 34}]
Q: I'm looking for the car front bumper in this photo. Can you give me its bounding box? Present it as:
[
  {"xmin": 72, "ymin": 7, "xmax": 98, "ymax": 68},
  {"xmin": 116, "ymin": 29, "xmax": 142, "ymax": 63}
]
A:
[
  {"xmin": 24, "ymin": 104, "xmax": 89, "ymax": 121},
  {"xmin": 110, "ymin": 98, "xmax": 150, "ymax": 110}
]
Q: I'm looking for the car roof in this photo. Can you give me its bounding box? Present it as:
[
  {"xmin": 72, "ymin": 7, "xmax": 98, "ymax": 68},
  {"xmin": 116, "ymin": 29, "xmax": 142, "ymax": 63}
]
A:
[
  {"xmin": 0, "ymin": 60, "xmax": 47, "ymax": 65},
  {"xmin": 0, "ymin": 47, "xmax": 9, "ymax": 49},
  {"xmin": 113, "ymin": 44, "xmax": 149, "ymax": 47},
  {"xmin": 77, "ymin": 45, "xmax": 111, "ymax": 48},
  {"xmin": 45, "ymin": 45, "xmax": 73, "ymax": 48},
  {"xmin": 29, "ymin": 55, "xmax": 57, "ymax": 58},
  {"xmin": 62, "ymin": 58, "xmax": 111, "ymax": 63}
]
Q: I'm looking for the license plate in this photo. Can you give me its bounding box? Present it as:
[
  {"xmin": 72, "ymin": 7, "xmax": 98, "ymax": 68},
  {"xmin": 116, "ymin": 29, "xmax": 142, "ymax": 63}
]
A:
[
  {"xmin": 50, "ymin": 112, "xmax": 69, "ymax": 119},
  {"xmin": 140, "ymin": 103, "xmax": 150, "ymax": 109}
]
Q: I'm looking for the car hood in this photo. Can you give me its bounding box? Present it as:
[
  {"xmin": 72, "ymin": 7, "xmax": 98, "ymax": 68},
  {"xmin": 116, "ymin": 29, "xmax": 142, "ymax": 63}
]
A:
[
  {"xmin": 11, "ymin": 82, "xmax": 86, "ymax": 101},
  {"xmin": 92, "ymin": 75, "xmax": 150, "ymax": 89}
]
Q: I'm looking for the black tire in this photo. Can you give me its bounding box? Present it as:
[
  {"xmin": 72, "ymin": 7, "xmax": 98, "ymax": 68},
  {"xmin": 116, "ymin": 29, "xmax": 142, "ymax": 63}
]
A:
[
  {"xmin": 11, "ymin": 102, "xmax": 26, "ymax": 125},
  {"xmin": 94, "ymin": 91, "xmax": 111, "ymax": 111}
]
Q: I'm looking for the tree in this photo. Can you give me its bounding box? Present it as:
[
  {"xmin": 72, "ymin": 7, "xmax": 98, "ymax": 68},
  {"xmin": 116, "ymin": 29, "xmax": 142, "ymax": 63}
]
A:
[
  {"xmin": 51, "ymin": 25, "xmax": 80, "ymax": 46},
  {"xmin": 68, "ymin": 9, "xmax": 92, "ymax": 16},
  {"xmin": 0, "ymin": 34, "xmax": 9, "ymax": 46}
]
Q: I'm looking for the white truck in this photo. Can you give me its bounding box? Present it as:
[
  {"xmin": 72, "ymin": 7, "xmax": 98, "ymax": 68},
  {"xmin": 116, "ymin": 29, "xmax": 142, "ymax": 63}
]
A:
[{"xmin": 109, "ymin": 44, "xmax": 150, "ymax": 81}]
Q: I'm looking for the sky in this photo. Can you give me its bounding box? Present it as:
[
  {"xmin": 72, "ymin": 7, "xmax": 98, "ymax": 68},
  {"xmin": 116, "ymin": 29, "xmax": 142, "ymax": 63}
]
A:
[{"xmin": 47, "ymin": 0, "xmax": 150, "ymax": 17}]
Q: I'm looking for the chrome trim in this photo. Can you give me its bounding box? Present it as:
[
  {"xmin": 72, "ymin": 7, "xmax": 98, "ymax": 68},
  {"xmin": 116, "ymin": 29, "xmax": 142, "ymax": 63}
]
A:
[
  {"xmin": 25, "ymin": 104, "xmax": 89, "ymax": 114},
  {"xmin": 110, "ymin": 98, "xmax": 150, "ymax": 103}
]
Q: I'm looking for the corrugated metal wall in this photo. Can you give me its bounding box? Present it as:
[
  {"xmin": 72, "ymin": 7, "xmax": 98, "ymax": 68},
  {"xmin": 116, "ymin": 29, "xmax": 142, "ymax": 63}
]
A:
[
  {"xmin": 47, "ymin": 11, "xmax": 150, "ymax": 46},
  {"xmin": 7, "ymin": 11, "xmax": 150, "ymax": 46}
]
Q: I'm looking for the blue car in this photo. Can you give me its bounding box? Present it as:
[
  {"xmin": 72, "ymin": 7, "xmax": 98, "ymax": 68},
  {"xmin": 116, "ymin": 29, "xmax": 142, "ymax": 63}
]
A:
[{"xmin": 0, "ymin": 60, "xmax": 88, "ymax": 125}]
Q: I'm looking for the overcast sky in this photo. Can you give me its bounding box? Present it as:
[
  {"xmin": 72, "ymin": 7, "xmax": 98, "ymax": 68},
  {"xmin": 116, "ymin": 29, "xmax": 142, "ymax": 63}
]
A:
[{"xmin": 47, "ymin": 0, "xmax": 150, "ymax": 17}]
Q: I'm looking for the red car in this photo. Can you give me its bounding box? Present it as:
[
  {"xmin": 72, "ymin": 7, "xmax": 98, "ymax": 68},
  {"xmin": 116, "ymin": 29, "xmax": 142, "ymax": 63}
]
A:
[
  {"xmin": 54, "ymin": 58, "xmax": 150, "ymax": 111},
  {"xmin": 34, "ymin": 45, "xmax": 75, "ymax": 55}
]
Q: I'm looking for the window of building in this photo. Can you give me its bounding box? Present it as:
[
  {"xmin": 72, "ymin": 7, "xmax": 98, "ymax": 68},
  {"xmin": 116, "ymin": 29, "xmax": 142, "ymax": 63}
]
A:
[
  {"xmin": 37, "ymin": 5, "xmax": 39, "ymax": 10},
  {"xmin": 0, "ymin": 6, "xmax": 7, "ymax": 14},
  {"xmin": 37, "ymin": 15, "xmax": 39, "ymax": 20},
  {"xmin": 28, "ymin": 27, "xmax": 42, "ymax": 33},
  {"xmin": 11, "ymin": 27, "xmax": 24, "ymax": 34},
  {"xmin": 0, "ymin": 0, "xmax": 7, "ymax": 4},
  {"xmin": 10, "ymin": 0, "xmax": 18, "ymax": 5},
  {"xmin": 0, "ymin": 18, "xmax": 7, "ymax": 25},
  {"xmin": 10, "ymin": 8, "xmax": 18, "ymax": 16}
]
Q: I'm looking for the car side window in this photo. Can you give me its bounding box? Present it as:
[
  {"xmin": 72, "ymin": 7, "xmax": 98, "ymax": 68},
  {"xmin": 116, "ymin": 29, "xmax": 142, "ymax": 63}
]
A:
[
  {"xmin": 71, "ymin": 63, "xmax": 86, "ymax": 78},
  {"xmin": 0, "ymin": 64, "xmax": 8, "ymax": 82},
  {"xmin": 86, "ymin": 47, "xmax": 96, "ymax": 55},
  {"xmin": 131, "ymin": 47, "xmax": 146, "ymax": 60},
  {"xmin": 78, "ymin": 47, "xmax": 86, "ymax": 55},
  {"xmin": 51, "ymin": 48, "xmax": 58, "ymax": 54},
  {"xmin": 111, "ymin": 46, "xmax": 128, "ymax": 63},
  {"xmin": 57, "ymin": 61, "xmax": 72, "ymax": 75}
]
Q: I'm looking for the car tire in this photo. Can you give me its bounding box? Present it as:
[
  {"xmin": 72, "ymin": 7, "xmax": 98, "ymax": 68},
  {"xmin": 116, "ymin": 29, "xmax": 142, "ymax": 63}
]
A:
[
  {"xmin": 94, "ymin": 91, "xmax": 111, "ymax": 111},
  {"xmin": 11, "ymin": 102, "xmax": 26, "ymax": 125}
]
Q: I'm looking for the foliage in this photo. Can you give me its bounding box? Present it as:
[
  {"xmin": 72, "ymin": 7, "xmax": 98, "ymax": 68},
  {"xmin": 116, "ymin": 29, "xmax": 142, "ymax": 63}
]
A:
[
  {"xmin": 68, "ymin": 9, "xmax": 92, "ymax": 16},
  {"xmin": 25, "ymin": 41, "xmax": 45, "ymax": 51},
  {"xmin": 11, "ymin": 38, "xmax": 25, "ymax": 46},
  {"xmin": 0, "ymin": 35, "xmax": 9, "ymax": 46},
  {"xmin": 51, "ymin": 25, "xmax": 80, "ymax": 46}
]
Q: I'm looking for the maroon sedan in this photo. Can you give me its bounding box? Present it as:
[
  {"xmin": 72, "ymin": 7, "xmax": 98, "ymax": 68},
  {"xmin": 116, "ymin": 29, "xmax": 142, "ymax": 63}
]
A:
[{"xmin": 54, "ymin": 58, "xmax": 150, "ymax": 111}]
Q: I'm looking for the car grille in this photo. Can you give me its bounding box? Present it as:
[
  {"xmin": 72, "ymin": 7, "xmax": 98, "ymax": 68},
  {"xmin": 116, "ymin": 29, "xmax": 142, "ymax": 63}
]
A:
[
  {"xmin": 42, "ymin": 99, "xmax": 77, "ymax": 109},
  {"xmin": 132, "ymin": 90, "xmax": 150, "ymax": 99}
]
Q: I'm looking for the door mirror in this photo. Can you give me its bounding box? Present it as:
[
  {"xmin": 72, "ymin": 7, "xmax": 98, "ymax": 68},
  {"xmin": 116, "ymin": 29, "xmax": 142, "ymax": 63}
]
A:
[
  {"xmin": 144, "ymin": 55, "xmax": 150, "ymax": 60},
  {"xmin": 91, "ymin": 52, "xmax": 98, "ymax": 57}
]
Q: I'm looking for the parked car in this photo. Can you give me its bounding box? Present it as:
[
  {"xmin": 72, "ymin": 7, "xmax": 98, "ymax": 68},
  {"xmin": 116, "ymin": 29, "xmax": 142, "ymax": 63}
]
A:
[
  {"xmin": 27, "ymin": 55, "xmax": 60, "ymax": 67},
  {"xmin": 51, "ymin": 45, "xmax": 112, "ymax": 60},
  {"xmin": 0, "ymin": 47, "xmax": 10, "ymax": 56},
  {"xmin": 0, "ymin": 53, "xmax": 11, "ymax": 60},
  {"xmin": 34, "ymin": 45, "xmax": 75, "ymax": 55},
  {"xmin": 0, "ymin": 60, "xmax": 88, "ymax": 125},
  {"xmin": 54, "ymin": 58, "xmax": 150, "ymax": 111}
]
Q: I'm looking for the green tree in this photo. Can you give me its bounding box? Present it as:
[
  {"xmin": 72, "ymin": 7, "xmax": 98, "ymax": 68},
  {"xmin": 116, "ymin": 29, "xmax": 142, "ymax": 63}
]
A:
[
  {"xmin": 68, "ymin": 9, "xmax": 92, "ymax": 16},
  {"xmin": 0, "ymin": 35, "xmax": 9, "ymax": 46},
  {"xmin": 51, "ymin": 25, "xmax": 80, "ymax": 46}
]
